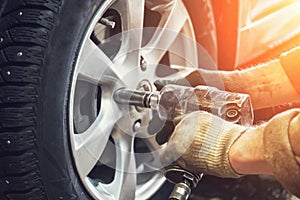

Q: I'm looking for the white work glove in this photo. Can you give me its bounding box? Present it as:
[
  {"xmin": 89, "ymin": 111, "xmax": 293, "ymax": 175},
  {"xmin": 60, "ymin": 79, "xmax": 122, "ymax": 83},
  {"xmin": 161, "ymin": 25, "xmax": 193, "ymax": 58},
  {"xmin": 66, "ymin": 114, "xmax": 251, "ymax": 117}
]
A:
[{"xmin": 161, "ymin": 111, "xmax": 249, "ymax": 178}]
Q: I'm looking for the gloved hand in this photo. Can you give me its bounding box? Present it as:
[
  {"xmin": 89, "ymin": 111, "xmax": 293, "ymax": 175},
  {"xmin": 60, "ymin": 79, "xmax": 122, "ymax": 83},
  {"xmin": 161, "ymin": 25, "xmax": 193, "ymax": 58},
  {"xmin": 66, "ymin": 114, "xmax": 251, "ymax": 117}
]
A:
[
  {"xmin": 263, "ymin": 109, "xmax": 300, "ymax": 198},
  {"xmin": 161, "ymin": 111, "xmax": 249, "ymax": 178},
  {"xmin": 154, "ymin": 67, "xmax": 218, "ymax": 90}
]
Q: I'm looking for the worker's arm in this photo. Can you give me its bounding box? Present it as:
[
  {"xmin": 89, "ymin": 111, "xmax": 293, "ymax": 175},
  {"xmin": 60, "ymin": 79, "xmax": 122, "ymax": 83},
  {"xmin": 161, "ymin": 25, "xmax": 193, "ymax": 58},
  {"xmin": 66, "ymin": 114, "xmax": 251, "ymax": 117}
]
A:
[
  {"xmin": 167, "ymin": 46, "xmax": 300, "ymax": 109},
  {"xmin": 162, "ymin": 109, "xmax": 300, "ymax": 198},
  {"xmin": 220, "ymin": 47, "xmax": 300, "ymax": 109},
  {"xmin": 220, "ymin": 59, "xmax": 300, "ymax": 109},
  {"xmin": 231, "ymin": 109, "xmax": 300, "ymax": 197}
]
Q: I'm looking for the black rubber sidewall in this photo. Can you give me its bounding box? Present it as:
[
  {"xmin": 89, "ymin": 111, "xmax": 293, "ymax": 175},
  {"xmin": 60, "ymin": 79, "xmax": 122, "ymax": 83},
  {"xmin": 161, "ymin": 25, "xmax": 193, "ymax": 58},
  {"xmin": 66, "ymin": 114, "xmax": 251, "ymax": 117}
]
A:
[{"xmin": 38, "ymin": 1, "xmax": 102, "ymax": 199}]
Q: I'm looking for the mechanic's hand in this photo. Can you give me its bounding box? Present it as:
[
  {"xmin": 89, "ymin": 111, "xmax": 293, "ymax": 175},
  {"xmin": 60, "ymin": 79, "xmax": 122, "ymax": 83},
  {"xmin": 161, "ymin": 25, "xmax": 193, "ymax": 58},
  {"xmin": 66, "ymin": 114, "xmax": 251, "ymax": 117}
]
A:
[
  {"xmin": 161, "ymin": 111, "xmax": 249, "ymax": 178},
  {"xmin": 154, "ymin": 69, "xmax": 207, "ymax": 91},
  {"xmin": 263, "ymin": 109, "xmax": 300, "ymax": 197}
]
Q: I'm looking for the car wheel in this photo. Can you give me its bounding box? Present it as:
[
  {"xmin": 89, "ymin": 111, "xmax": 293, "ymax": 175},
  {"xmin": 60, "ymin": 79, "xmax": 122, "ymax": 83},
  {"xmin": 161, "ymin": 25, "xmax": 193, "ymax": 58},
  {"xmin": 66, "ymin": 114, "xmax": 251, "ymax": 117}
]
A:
[{"xmin": 0, "ymin": 0, "xmax": 203, "ymax": 199}]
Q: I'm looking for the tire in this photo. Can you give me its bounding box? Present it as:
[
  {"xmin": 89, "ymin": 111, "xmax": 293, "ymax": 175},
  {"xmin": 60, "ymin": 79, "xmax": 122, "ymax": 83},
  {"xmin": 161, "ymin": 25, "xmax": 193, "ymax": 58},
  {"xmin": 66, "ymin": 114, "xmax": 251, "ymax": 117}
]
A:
[
  {"xmin": 0, "ymin": 0, "xmax": 200, "ymax": 199},
  {"xmin": 183, "ymin": 0, "xmax": 218, "ymax": 66}
]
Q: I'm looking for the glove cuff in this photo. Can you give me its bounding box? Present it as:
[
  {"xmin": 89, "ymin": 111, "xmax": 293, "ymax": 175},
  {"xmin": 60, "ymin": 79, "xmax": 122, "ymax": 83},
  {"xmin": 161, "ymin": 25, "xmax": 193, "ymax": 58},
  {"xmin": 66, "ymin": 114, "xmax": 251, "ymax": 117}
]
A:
[{"xmin": 174, "ymin": 111, "xmax": 249, "ymax": 178}]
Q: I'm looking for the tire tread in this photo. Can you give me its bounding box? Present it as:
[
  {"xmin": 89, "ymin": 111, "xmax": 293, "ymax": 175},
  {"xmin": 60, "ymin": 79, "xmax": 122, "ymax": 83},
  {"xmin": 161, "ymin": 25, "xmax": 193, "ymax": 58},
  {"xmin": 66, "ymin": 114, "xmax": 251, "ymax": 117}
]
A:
[{"xmin": 0, "ymin": 0, "xmax": 62, "ymax": 199}]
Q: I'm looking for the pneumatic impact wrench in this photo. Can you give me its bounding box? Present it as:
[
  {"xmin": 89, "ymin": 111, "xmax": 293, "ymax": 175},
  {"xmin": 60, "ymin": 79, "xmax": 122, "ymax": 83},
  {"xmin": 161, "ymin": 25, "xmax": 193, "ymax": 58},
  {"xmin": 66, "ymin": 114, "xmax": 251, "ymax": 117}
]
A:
[{"xmin": 114, "ymin": 84, "xmax": 254, "ymax": 200}]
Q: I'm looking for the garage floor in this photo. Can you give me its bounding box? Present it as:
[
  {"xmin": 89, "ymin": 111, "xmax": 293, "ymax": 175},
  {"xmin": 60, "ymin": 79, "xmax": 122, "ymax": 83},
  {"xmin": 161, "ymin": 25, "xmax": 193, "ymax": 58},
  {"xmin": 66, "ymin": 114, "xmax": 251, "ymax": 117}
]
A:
[{"xmin": 189, "ymin": 175, "xmax": 299, "ymax": 200}]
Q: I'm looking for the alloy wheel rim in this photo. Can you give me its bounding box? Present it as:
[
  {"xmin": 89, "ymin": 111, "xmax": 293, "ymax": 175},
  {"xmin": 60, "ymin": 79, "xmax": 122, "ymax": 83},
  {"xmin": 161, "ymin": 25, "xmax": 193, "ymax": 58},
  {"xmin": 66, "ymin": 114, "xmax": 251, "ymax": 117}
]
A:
[{"xmin": 68, "ymin": 0, "xmax": 200, "ymax": 199}]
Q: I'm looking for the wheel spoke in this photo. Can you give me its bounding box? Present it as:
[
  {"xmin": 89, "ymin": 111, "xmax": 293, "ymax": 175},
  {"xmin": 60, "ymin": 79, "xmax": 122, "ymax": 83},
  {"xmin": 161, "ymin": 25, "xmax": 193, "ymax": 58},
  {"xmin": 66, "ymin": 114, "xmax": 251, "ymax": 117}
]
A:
[
  {"xmin": 158, "ymin": 64, "xmax": 197, "ymax": 80},
  {"xmin": 105, "ymin": 128, "xmax": 137, "ymax": 200},
  {"xmin": 137, "ymin": 136, "xmax": 165, "ymax": 173},
  {"xmin": 143, "ymin": 0, "xmax": 190, "ymax": 65},
  {"xmin": 111, "ymin": 0, "xmax": 145, "ymax": 67},
  {"xmin": 76, "ymin": 38, "xmax": 119, "ymax": 85},
  {"xmin": 112, "ymin": 0, "xmax": 145, "ymax": 31},
  {"xmin": 73, "ymin": 98, "xmax": 121, "ymax": 177}
]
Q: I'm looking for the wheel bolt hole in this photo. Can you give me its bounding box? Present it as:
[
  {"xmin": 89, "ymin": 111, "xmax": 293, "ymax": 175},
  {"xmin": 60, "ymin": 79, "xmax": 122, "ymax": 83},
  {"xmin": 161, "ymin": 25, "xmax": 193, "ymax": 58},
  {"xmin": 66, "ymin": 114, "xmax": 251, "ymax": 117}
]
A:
[
  {"xmin": 140, "ymin": 56, "xmax": 147, "ymax": 71},
  {"xmin": 133, "ymin": 119, "xmax": 142, "ymax": 132}
]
